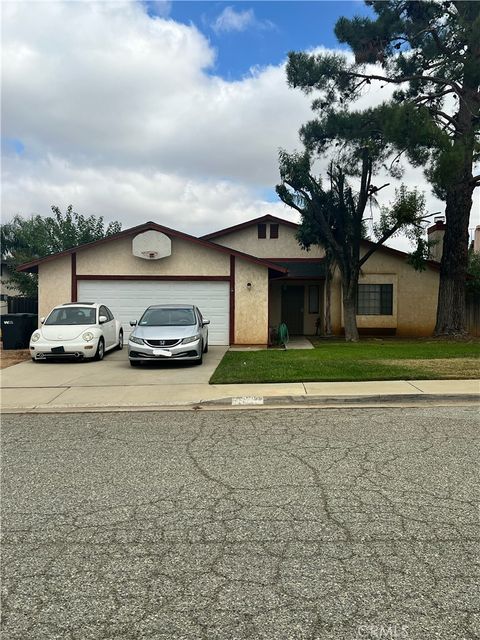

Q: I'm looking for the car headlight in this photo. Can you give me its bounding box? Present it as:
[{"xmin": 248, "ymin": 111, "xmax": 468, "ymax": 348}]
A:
[
  {"xmin": 129, "ymin": 335, "xmax": 144, "ymax": 345},
  {"xmin": 82, "ymin": 332, "xmax": 94, "ymax": 342},
  {"xmin": 182, "ymin": 334, "xmax": 201, "ymax": 345},
  {"xmin": 31, "ymin": 332, "xmax": 41, "ymax": 343}
]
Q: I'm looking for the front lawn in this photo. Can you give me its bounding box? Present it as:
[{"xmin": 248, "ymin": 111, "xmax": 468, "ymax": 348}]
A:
[{"xmin": 210, "ymin": 338, "xmax": 480, "ymax": 384}]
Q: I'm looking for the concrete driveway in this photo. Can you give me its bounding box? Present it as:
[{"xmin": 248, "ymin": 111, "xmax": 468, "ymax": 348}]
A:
[{"xmin": 0, "ymin": 347, "xmax": 229, "ymax": 410}]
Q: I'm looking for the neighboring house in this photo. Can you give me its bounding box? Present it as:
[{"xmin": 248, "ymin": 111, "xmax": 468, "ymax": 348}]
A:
[
  {"xmin": 0, "ymin": 261, "xmax": 22, "ymax": 315},
  {"xmin": 17, "ymin": 214, "xmax": 443, "ymax": 345}
]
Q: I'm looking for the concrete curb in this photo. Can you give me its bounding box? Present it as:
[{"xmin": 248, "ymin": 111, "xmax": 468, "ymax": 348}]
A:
[
  {"xmin": 202, "ymin": 393, "xmax": 480, "ymax": 407},
  {"xmin": 2, "ymin": 393, "xmax": 478, "ymax": 414}
]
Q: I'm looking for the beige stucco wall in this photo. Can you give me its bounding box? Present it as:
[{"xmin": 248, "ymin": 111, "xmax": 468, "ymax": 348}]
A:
[
  {"xmin": 355, "ymin": 273, "xmax": 398, "ymax": 329},
  {"xmin": 329, "ymin": 246, "xmax": 439, "ymax": 336},
  {"xmin": 38, "ymin": 256, "xmax": 71, "ymax": 322},
  {"xmin": 212, "ymin": 224, "xmax": 325, "ymax": 259},
  {"xmin": 234, "ymin": 258, "xmax": 269, "ymax": 344},
  {"xmin": 77, "ymin": 235, "xmax": 230, "ymax": 276}
]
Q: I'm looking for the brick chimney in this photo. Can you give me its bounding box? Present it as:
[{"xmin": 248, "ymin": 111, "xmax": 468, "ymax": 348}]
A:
[{"xmin": 427, "ymin": 216, "xmax": 446, "ymax": 262}]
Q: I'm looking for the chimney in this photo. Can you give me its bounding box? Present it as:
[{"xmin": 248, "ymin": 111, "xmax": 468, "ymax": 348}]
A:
[
  {"xmin": 474, "ymin": 225, "xmax": 480, "ymax": 253},
  {"xmin": 427, "ymin": 216, "xmax": 446, "ymax": 262}
]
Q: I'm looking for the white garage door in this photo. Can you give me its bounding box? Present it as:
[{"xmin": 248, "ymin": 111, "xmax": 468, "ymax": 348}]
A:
[{"xmin": 77, "ymin": 280, "xmax": 230, "ymax": 345}]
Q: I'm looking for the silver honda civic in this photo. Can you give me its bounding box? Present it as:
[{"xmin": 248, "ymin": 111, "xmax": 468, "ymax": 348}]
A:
[{"xmin": 128, "ymin": 304, "xmax": 209, "ymax": 367}]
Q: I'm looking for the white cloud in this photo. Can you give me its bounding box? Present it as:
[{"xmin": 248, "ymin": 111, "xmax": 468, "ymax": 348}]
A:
[
  {"xmin": 1, "ymin": 0, "xmax": 311, "ymax": 232},
  {"xmin": 211, "ymin": 6, "xmax": 274, "ymax": 34},
  {"xmin": 2, "ymin": 154, "xmax": 296, "ymax": 236},
  {"xmin": 2, "ymin": 2, "xmax": 476, "ymax": 247}
]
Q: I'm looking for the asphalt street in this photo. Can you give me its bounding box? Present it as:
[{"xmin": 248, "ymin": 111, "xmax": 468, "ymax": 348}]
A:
[{"xmin": 1, "ymin": 407, "xmax": 479, "ymax": 640}]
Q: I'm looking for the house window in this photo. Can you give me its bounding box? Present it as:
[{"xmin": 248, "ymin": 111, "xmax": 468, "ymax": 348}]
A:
[
  {"xmin": 308, "ymin": 285, "xmax": 319, "ymax": 313},
  {"xmin": 270, "ymin": 224, "xmax": 279, "ymax": 239},
  {"xmin": 357, "ymin": 284, "xmax": 393, "ymax": 315},
  {"xmin": 257, "ymin": 223, "xmax": 267, "ymax": 239}
]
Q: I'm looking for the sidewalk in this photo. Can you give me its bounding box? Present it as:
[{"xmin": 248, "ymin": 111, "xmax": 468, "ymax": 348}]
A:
[{"xmin": 1, "ymin": 377, "xmax": 478, "ymax": 413}]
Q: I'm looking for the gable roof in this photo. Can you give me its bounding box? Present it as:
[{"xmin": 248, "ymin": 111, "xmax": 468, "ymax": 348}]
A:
[
  {"xmin": 204, "ymin": 214, "xmax": 441, "ymax": 271},
  {"xmin": 201, "ymin": 214, "xmax": 299, "ymax": 241},
  {"xmin": 17, "ymin": 214, "xmax": 440, "ymax": 276},
  {"xmin": 17, "ymin": 221, "xmax": 287, "ymax": 274}
]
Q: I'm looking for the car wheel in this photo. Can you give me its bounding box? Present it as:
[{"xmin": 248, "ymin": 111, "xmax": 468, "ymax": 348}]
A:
[
  {"xmin": 204, "ymin": 340, "xmax": 208, "ymax": 353},
  {"xmin": 195, "ymin": 343, "xmax": 204, "ymax": 365},
  {"xmin": 130, "ymin": 360, "xmax": 140, "ymax": 367},
  {"xmin": 94, "ymin": 338, "xmax": 105, "ymax": 361},
  {"xmin": 116, "ymin": 330, "xmax": 124, "ymax": 350}
]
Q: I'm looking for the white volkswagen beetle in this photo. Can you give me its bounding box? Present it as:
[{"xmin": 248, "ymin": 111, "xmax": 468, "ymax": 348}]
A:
[{"xmin": 30, "ymin": 302, "xmax": 123, "ymax": 361}]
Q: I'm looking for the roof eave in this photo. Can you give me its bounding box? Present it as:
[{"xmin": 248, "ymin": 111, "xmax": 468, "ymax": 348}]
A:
[
  {"xmin": 16, "ymin": 221, "xmax": 288, "ymax": 274},
  {"xmin": 201, "ymin": 214, "xmax": 298, "ymax": 240}
]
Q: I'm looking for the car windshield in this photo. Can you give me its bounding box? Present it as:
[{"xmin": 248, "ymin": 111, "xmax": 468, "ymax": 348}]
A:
[
  {"xmin": 139, "ymin": 308, "xmax": 196, "ymax": 327},
  {"xmin": 45, "ymin": 307, "xmax": 97, "ymax": 325}
]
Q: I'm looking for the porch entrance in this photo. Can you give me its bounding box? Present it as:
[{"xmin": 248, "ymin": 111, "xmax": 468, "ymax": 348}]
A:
[{"xmin": 281, "ymin": 285, "xmax": 304, "ymax": 334}]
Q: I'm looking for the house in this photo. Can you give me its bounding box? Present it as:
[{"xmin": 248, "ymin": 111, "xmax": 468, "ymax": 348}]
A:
[
  {"xmin": 17, "ymin": 214, "xmax": 443, "ymax": 344},
  {"xmin": 1, "ymin": 261, "xmax": 22, "ymax": 315}
]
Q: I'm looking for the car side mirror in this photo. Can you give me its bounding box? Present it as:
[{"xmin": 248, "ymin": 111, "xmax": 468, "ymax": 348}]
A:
[
  {"xmin": 40, "ymin": 317, "xmax": 45, "ymax": 324},
  {"xmin": 203, "ymin": 320, "xmax": 210, "ymax": 326},
  {"xmin": 130, "ymin": 320, "xmax": 137, "ymax": 326},
  {"xmin": 99, "ymin": 315, "xmax": 107, "ymax": 324}
]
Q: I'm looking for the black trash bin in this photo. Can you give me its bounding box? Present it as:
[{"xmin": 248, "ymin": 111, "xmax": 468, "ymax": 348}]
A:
[{"xmin": 1, "ymin": 313, "xmax": 38, "ymax": 350}]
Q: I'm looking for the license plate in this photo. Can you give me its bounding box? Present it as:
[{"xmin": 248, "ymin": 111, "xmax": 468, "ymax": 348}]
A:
[
  {"xmin": 152, "ymin": 349, "xmax": 172, "ymax": 357},
  {"xmin": 51, "ymin": 346, "xmax": 65, "ymax": 354}
]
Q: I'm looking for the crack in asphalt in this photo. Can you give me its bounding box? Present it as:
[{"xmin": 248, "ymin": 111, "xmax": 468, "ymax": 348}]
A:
[{"xmin": 1, "ymin": 407, "xmax": 479, "ymax": 640}]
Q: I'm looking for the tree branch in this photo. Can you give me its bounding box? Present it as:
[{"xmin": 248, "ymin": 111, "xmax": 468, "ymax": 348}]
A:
[
  {"xmin": 369, "ymin": 182, "xmax": 390, "ymax": 195},
  {"xmin": 429, "ymin": 28, "xmax": 449, "ymax": 56},
  {"xmin": 358, "ymin": 223, "xmax": 402, "ymax": 267},
  {"xmin": 413, "ymin": 88, "xmax": 454, "ymax": 103},
  {"xmin": 280, "ymin": 184, "xmax": 307, "ymax": 216},
  {"xmin": 345, "ymin": 70, "xmax": 462, "ymax": 96},
  {"xmin": 427, "ymin": 107, "xmax": 458, "ymax": 128}
]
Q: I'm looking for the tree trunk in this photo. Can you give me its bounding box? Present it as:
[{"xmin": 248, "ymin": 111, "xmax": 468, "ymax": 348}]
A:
[
  {"xmin": 324, "ymin": 256, "xmax": 333, "ymax": 335},
  {"xmin": 342, "ymin": 280, "xmax": 359, "ymax": 342},
  {"xmin": 434, "ymin": 81, "xmax": 476, "ymax": 336},
  {"xmin": 434, "ymin": 181, "xmax": 473, "ymax": 335}
]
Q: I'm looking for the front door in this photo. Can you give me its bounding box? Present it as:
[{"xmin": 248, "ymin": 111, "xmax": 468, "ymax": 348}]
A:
[{"xmin": 281, "ymin": 285, "xmax": 304, "ymax": 334}]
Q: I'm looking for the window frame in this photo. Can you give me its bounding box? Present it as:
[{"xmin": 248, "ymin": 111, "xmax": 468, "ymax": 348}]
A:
[
  {"xmin": 356, "ymin": 284, "xmax": 393, "ymax": 316},
  {"xmin": 257, "ymin": 223, "xmax": 267, "ymax": 239},
  {"xmin": 269, "ymin": 223, "xmax": 279, "ymax": 239},
  {"xmin": 99, "ymin": 305, "xmax": 109, "ymax": 322}
]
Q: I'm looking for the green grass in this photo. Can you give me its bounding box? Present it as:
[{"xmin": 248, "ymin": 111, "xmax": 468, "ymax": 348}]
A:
[{"xmin": 210, "ymin": 339, "xmax": 480, "ymax": 384}]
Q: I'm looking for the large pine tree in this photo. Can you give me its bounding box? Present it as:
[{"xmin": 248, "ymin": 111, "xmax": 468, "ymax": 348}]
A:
[{"xmin": 287, "ymin": 0, "xmax": 480, "ymax": 335}]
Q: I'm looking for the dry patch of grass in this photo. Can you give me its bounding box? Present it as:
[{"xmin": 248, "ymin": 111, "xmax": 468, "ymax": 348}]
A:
[
  {"xmin": 0, "ymin": 346, "xmax": 31, "ymax": 369},
  {"xmin": 379, "ymin": 358, "xmax": 480, "ymax": 379}
]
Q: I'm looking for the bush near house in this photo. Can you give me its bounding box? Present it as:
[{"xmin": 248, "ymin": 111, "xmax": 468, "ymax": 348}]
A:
[{"xmin": 210, "ymin": 339, "xmax": 480, "ymax": 384}]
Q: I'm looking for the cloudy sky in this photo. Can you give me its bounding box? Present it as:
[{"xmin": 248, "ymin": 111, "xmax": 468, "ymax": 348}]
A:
[{"xmin": 2, "ymin": 1, "xmax": 478, "ymax": 250}]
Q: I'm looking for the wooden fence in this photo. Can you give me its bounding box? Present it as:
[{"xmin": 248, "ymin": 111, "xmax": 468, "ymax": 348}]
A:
[
  {"xmin": 466, "ymin": 293, "xmax": 480, "ymax": 337},
  {"xmin": 6, "ymin": 297, "xmax": 38, "ymax": 314}
]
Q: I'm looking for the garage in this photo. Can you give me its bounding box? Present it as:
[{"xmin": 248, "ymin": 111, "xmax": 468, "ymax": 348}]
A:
[
  {"xmin": 19, "ymin": 220, "xmax": 279, "ymax": 346},
  {"xmin": 78, "ymin": 280, "xmax": 230, "ymax": 345}
]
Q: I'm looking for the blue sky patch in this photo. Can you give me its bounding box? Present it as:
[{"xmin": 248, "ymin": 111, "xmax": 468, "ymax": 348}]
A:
[
  {"xmin": 157, "ymin": 1, "xmax": 372, "ymax": 79},
  {"xmin": 2, "ymin": 137, "xmax": 25, "ymax": 156}
]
